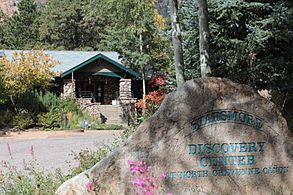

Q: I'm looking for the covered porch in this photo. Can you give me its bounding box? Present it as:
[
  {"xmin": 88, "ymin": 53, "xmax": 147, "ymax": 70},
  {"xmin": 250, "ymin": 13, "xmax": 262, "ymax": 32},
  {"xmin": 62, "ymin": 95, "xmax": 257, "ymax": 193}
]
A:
[{"xmin": 60, "ymin": 53, "xmax": 141, "ymax": 105}]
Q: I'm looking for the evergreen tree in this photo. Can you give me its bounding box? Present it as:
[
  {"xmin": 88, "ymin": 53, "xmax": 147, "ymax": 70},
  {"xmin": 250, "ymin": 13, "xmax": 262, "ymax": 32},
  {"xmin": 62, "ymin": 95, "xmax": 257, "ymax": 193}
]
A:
[
  {"xmin": 38, "ymin": 0, "xmax": 85, "ymax": 50},
  {"xmin": 0, "ymin": 0, "xmax": 40, "ymax": 49},
  {"xmin": 181, "ymin": 0, "xmax": 293, "ymax": 93},
  {"xmin": 98, "ymin": 0, "xmax": 171, "ymax": 79},
  {"xmin": 80, "ymin": 0, "xmax": 113, "ymax": 50},
  {"xmin": 0, "ymin": 11, "xmax": 6, "ymax": 48}
]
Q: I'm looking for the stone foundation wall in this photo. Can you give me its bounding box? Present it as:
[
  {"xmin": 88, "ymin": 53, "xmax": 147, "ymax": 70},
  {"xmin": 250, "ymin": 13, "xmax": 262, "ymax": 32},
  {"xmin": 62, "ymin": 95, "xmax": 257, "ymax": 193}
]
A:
[
  {"xmin": 77, "ymin": 98, "xmax": 137, "ymax": 126},
  {"xmin": 120, "ymin": 102, "xmax": 137, "ymax": 126},
  {"xmin": 76, "ymin": 98, "xmax": 100, "ymax": 120}
]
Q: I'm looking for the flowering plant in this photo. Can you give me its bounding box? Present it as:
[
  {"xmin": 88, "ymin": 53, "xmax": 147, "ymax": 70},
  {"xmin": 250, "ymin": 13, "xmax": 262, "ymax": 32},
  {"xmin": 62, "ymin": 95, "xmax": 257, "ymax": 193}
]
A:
[
  {"xmin": 136, "ymin": 75, "xmax": 171, "ymax": 118},
  {"xmin": 135, "ymin": 89, "xmax": 166, "ymax": 111},
  {"xmin": 128, "ymin": 160, "xmax": 171, "ymax": 195},
  {"xmin": 86, "ymin": 181, "xmax": 94, "ymax": 192}
]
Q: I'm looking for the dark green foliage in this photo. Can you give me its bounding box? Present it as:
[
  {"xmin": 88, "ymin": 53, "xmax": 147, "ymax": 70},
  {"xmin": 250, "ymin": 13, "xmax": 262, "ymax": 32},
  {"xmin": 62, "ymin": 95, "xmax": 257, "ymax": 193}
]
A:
[
  {"xmin": 0, "ymin": 110, "xmax": 14, "ymax": 128},
  {"xmin": 181, "ymin": 0, "xmax": 293, "ymax": 93},
  {"xmin": 69, "ymin": 127, "xmax": 134, "ymax": 176},
  {"xmin": 14, "ymin": 90, "xmax": 62, "ymax": 114},
  {"xmin": 69, "ymin": 146, "xmax": 109, "ymax": 176},
  {"xmin": 15, "ymin": 91, "xmax": 46, "ymax": 114},
  {"xmin": 37, "ymin": 0, "xmax": 113, "ymax": 50},
  {"xmin": 0, "ymin": 0, "xmax": 40, "ymax": 49},
  {"xmin": 12, "ymin": 113, "xmax": 34, "ymax": 129},
  {"xmin": 38, "ymin": 0, "xmax": 85, "ymax": 50},
  {"xmin": 210, "ymin": 0, "xmax": 293, "ymax": 92},
  {"xmin": 180, "ymin": 0, "xmax": 201, "ymax": 79},
  {"xmin": 97, "ymin": 0, "xmax": 171, "ymax": 75},
  {"xmin": 1, "ymin": 162, "xmax": 67, "ymax": 195},
  {"xmin": 0, "ymin": 90, "xmax": 85, "ymax": 130},
  {"xmin": 37, "ymin": 109, "xmax": 61, "ymax": 129},
  {"xmin": 34, "ymin": 92, "xmax": 83, "ymax": 129},
  {"xmin": 0, "ymin": 61, "xmax": 8, "ymax": 106},
  {"xmin": 180, "ymin": 0, "xmax": 293, "ymax": 129},
  {"xmin": 58, "ymin": 98, "xmax": 82, "ymax": 115},
  {"xmin": 35, "ymin": 91, "xmax": 60, "ymax": 112}
]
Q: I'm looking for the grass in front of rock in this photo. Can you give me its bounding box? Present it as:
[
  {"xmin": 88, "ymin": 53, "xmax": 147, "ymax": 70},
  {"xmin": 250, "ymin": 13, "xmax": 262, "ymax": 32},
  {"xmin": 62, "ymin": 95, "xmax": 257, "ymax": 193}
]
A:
[
  {"xmin": 0, "ymin": 144, "xmax": 68, "ymax": 195},
  {"xmin": 89, "ymin": 123, "xmax": 125, "ymax": 130},
  {"xmin": 0, "ymin": 128, "xmax": 134, "ymax": 194}
]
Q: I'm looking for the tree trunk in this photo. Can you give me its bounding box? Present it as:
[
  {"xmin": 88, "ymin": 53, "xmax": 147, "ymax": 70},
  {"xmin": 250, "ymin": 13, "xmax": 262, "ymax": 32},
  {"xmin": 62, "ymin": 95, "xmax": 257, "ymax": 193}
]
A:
[
  {"xmin": 198, "ymin": 0, "xmax": 211, "ymax": 78},
  {"xmin": 10, "ymin": 95, "xmax": 18, "ymax": 113},
  {"xmin": 140, "ymin": 34, "xmax": 146, "ymax": 99},
  {"xmin": 169, "ymin": 0, "xmax": 185, "ymax": 87}
]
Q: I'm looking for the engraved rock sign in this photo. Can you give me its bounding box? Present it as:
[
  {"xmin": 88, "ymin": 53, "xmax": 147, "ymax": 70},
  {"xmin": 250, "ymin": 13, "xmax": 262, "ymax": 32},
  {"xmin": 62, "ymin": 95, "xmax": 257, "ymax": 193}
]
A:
[{"xmin": 56, "ymin": 77, "xmax": 292, "ymax": 195}]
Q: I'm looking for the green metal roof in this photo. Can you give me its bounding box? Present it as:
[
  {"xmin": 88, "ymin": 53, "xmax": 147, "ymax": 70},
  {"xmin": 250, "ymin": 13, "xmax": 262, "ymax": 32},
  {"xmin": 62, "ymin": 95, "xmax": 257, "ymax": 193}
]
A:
[
  {"xmin": 92, "ymin": 72, "xmax": 122, "ymax": 78},
  {"xmin": 60, "ymin": 53, "xmax": 140, "ymax": 79}
]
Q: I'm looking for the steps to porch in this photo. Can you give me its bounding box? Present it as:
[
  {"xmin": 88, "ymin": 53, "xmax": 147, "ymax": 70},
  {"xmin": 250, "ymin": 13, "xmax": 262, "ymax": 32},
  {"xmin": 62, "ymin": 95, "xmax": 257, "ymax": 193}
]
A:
[
  {"xmin": 77, "ymin": 98, "xmax": 136, "ymax": 126},
  {"xmin": 98, "ymin": 105, "xmax": 125, "ymax": 125}
]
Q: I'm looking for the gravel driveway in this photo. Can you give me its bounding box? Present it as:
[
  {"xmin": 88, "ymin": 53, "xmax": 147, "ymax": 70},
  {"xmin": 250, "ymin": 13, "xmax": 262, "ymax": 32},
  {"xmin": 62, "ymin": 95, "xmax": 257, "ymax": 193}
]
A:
[{"xmin": 0, "ymin": 130, "xmax": 122, "ymax": 174}]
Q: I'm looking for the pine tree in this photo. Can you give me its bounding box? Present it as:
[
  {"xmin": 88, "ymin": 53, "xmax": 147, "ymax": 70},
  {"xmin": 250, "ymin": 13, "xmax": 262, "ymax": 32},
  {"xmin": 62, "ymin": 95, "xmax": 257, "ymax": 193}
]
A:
[
  {"xmin": 98, "ymin": 0, "xmax": 171, "ymax": 88},
  {"xmin": 38, "ymin": 0, "xmax": 84, "ymax": 50},
  {"xmin": 181, "ymin": 0, "xmax": 293, "ymax": 92},
  {"xmin": 1, "ymin": 0, "xmax": 39, "ymax": 49}
]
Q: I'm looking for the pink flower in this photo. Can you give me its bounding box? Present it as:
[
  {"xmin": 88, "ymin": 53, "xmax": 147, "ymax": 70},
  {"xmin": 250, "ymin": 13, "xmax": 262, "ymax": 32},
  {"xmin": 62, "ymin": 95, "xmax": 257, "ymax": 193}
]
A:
[
  {"xmin": 86, "ymin": 181, "xmax": 94, "ymax": 192},
  {"xmin": 30, "ymin": 145, "xmax": 35, "ymax": 158},
  {"xmin": 23, "ymin": 159, "xmax": 28, "ymax": 170},
  {"xmin": 128, "ymin": 160, "xmax": 168, "ymax": 195},
  {"xmin": 2, "ymin": 160, "xmax": 8, "ymax": 168},
  {"xmin": 7, "ymin": 143, "xmax": 12, "ymax": 159}
]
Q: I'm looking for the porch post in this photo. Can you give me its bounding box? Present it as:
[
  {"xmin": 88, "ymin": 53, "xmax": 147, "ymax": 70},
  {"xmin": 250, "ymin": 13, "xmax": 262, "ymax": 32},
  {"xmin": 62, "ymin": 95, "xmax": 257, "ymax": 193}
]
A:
[
  {"xmin": 62, "ymin": 79, "xmax": 76, "ymax": 99},
  {"xmin": 119, "ymin": 79, "xmax": 132, "ymax": 99}
]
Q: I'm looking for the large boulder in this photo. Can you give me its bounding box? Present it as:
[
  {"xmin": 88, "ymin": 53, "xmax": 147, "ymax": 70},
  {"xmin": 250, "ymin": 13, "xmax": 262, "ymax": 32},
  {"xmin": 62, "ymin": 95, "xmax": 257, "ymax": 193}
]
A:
[{"xmin": 56, "ymin": 77, "xmax": 292, "ymax": 195}]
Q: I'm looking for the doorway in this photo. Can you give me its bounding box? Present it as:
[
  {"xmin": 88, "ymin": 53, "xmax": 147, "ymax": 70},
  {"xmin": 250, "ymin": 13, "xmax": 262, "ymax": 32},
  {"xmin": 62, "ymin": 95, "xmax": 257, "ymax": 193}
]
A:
[{"xmin": 96, "ymin": 82, "xmax": 105, "ymax": 104}]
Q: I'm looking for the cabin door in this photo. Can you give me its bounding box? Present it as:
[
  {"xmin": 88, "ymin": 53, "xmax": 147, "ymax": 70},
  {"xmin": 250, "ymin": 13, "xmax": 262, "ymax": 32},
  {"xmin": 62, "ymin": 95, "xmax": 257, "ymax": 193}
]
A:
[{"xmin": 96, "ymin": 82, "xmax": 105, "ymax": 104}]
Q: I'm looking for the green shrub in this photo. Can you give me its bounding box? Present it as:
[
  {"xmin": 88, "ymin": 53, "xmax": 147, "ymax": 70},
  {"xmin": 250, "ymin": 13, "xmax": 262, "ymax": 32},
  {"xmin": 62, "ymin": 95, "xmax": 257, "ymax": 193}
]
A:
[
  {"xmin": 59, "ymin": 98, "xmax": 82, "ymax": 115},
  {"xmin": 69, "ymin": 146, "xmax": 110, "ymax": 176},
  {"xmin": 37, "ymin": 109, "xmax": 61, "ymax": 129},
  {"xmin": 0, "ymin": 127, "xmax": 135, "ymax": 194},
  {"xmin": 66, "ymin": 113, "xmax": 84, "ymax": 129},
  {"xmin": 69, "ymin": 127, "xmax": 134, "ymax": 176},
  {"xmin": 64, "ymin": 112, "xmax": 100, "ymax": 130},
  {"xmin": 0, "ymin": 110, "xmax": 14, "ymax": 128},
  {"xmin": 91, "ymin": 123, "xmax": 124, "ymax": 130},
  {"xmin": 15, "ymin": 91, "xmax": 46, "ymax": 114},
  {"xmin": 13, "ymin": 113, "xmax": 34, "ymax": 129},
  {"xmin": 36, "ymin": 91, "xmax": 60, "ymax": 111},
  {"xmin": 0, "ymin": 161, "xmax": 67, "ymax": 195},
  {"xmin": 7, "ymin": 90, "xmax": 102, "ymax": 130}
]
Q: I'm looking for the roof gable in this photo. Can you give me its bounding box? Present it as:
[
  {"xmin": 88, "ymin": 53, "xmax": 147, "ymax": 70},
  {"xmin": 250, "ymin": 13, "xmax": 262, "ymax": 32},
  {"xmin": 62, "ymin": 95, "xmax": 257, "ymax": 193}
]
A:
[{"xmin": 60, "ymin": 53, "xmax": 140, "ymax": 78}]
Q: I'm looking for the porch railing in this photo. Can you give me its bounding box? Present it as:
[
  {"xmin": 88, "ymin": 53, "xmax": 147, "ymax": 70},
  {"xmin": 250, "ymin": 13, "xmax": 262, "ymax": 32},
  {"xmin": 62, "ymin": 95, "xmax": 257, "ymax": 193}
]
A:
[{"xmin": 77, "ymin": 91, "xmax": 93, "ymax": 98}]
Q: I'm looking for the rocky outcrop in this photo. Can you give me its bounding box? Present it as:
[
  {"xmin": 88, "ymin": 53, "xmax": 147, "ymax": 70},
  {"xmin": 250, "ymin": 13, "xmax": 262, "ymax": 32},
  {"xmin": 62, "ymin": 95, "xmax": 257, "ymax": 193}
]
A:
[{"xmin": 0, "ymin": 0, "xmax": 47, "ymax": 16}]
